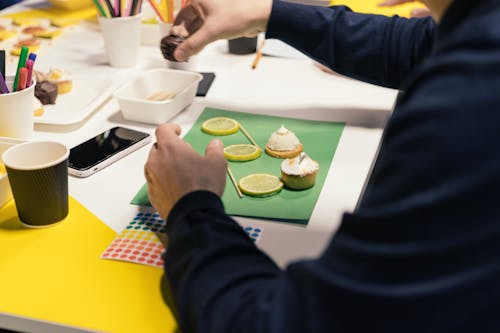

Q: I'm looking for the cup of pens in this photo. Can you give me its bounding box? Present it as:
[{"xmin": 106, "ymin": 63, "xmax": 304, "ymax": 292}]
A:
[
  {"xmin": 0, "ymin": 48, "xmax": 36, "ymax": 140},
  {"xmin": 95, "ymin": 0, "xmax": 143, "ymax": 67}
]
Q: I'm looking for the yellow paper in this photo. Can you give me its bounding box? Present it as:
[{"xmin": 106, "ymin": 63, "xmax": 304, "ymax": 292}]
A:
[
  {"xmin": 0, "ymin": 30, "xmax": 17, "ymax": 41},
  {"xmin": 1, "ymin": 6, "xmax": 97, "ymax": 27},
  {"xmin": 12, "ymin": 17, "xmax": 40, "ymax": 27},
  {"xmin": 0, "ymin": 197, "xmax": 177, "ymax": 333},
  {"xmin": 330, "ymin": 0, "xmax": 426, "ymax": 17}
]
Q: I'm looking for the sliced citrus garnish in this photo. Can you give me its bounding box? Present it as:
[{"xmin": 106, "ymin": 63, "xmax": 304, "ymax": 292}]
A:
[
  {"xmin": 201, "ymin": 117, "xmax": 240, "ymax": 136},
  {"xmin": 238, "ymin": 173, "xmax": 283, "ymax": 197},
  {"xmin": 224, "ymin": 144, "xmax": 261, "ymax": 162}
]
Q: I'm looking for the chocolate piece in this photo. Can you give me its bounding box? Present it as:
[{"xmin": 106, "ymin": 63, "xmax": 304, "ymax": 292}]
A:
[
  {"xmin": 160, "ymin": 35, "xmax": 186, "ymax": 62},
  {"xmin": 35, "ymin": 81, "xmax": 58, "ymax": 105}
]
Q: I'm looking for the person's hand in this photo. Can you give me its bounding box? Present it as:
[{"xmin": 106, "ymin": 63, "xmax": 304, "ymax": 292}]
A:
[
  {"xmin": 409, "ymin": 7, "xmax": 431, "ymax": 18},
  {"xmin": 378, "ymin": 0, "xmax": 430, "ymax": 17},
  {"xmin": 171, "ymin": 0, "xmax": 272, "ymax": 61},
  {"xmin": 144, "ymin": 123, "xmax": 228, "ymax": 219},
  {"xmin": 378, "ymin": 0, "xmax": 418, "ymax": 6}
]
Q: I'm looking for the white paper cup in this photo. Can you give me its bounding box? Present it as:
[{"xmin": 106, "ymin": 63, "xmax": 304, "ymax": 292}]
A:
[
  {"xmin": 0, "ymin": 76, "xmax": 35, "ymax": 140},
  {"xmin": 2, "ymin": 141, "xmax": 69, "ymax": 228},
  {"xmin": 98, "ymin": 15, "xmax": 141, "ymax": 68}
]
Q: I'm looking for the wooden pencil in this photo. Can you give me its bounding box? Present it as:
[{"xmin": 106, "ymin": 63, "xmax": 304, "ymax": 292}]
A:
[{"xmin": 251, "ymin": 39, "xmax": 265, "ymax": 69}]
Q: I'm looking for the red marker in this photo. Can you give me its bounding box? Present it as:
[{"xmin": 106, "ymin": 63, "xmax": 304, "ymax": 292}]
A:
[
  {"xmin": 17, "ymin": 67, "xmax": 28, "ymax": 91},
  {"xmin": 26, "ymin": 60, "xmax": 34, "ymax": 88}
]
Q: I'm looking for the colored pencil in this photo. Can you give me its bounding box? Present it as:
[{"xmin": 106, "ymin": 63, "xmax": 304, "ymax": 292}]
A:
[
  {"xmin": 251, "ymin": 39, "xmax": 265, "ymax": 69},
  {"xmin": 125, "ymin": 0, "xmax": 133, "ymax": 16},
  {"xmin": 91, "ymin": 0, "xmax": 107, "ymax": 17},
  {"xmin": 138, "ymin": 0, "xmax": 143, "ymax": 14},
  {"xmin": 0, "ymin": 73, "xmax": 9, "ymax": 94},
  {"xmin": 13, "ymin": 46, "xmax": 28, "ymax": 92},
  {"xmin": 147, "ymin": 0, "xmax": 166, "ymax": 22},
  {"xmin": 167, "ymin": 0, "xmax": 174, "ymax": 22},
  {"xmin": 160, "ymin": 0, "xmax": 167, "ymax": 21},
  {"xmin": 129, "ymin": 0, "xmax": 139, "ymax": 16},
  {"xmin": 0, "ymin": 50, "xmax": 5, "ymax": 80},
  {"xmin": 102, "ymin": 0, "xmax": 117, "ymax": 17},
  {"xmin": 26, "ymin": 60, "xmax": 34, "ymax": 87},
  {"xmin": 17, "ymin": 68, "xmax": 28, "ymax": 91}
]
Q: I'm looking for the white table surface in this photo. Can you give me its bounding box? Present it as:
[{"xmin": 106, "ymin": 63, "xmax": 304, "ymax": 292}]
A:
[
  {"xmin": 1, "ymin": 1, "xmax": 398, "ymax": 268},
  {"xmin": 0, "ymin": 2, "xmax": 399, "ymax": 332}
]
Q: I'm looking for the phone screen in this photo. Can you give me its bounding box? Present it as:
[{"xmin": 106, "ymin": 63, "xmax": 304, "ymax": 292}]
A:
[{"xmin": 69, "ymin": 127, "xmax": 150, "ymax": 171}]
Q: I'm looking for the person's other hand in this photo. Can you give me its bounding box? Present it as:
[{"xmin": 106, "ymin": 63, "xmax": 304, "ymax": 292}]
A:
[
  {"xmin": 144, "ymin": 123, "xmax": 228, "ymax": 219},
  {"xmin": 171, "ymin": 0, "xmax": 272, "ymax": 61}
]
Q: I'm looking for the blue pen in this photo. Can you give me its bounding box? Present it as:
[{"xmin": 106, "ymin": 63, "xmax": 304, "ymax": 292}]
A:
[
  {"xmin": 0, "ymin": 72, "xmax": 10, "ymax": 94},
  {"xmin": 28, "ymin": 53, "xmax": 37, "ymax": 62}
]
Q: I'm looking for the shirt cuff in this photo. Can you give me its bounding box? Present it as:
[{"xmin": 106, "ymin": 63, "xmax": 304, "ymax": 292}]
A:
[{"xmin": 167, "ymin": 190, "xmax": 224, "ymax": 226}]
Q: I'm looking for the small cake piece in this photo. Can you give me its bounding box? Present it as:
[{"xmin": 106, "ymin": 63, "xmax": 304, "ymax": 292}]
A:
[
  {"xmin": 33, "ymin": 29, "xmax": 62, "ymax": 39},
  {"xmin": 14, "ymin": 37, "xmax": 40, "ymax": 48},
  {"xmin": 281, "ymin": 152, "xmax": 319, "ymax": 190},
  {"xmin": 46, "ymin": 67, "xmax": 72, "ymax": 94},
  {"xmin": 160, "ymin": 24, "xmax": 190, "ymax": 61},
  {"xmin": 265, "ymin": 125, "xmax": 303, "ymax": 158},
  {"xmin": 22, "ymin": 26, "xmax": 46, "ymax": 34},
  {"xmin": 160, "ymin": 35, "xmax": 186, "ymax": 61},
  {"xmin": 35, "ymin": 81, "xmax": 58, "ymax": 105},
  {"xmin": 34, "ymin": 70, "xmax": 47, "ymax": 83}
]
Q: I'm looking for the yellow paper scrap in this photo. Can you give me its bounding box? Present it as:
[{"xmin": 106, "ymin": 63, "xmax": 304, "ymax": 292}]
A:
[{"xmin": 0, "ymin": 30, "xmax": 17, "ymax": 41}]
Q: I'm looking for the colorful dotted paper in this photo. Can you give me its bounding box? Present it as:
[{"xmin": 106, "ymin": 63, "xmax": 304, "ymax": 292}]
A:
[
  {"xmin": 243, "ymin": 226, "xmax": 263, "ymax": 243},
  {"xmin": 101, "ymin": 212, "xmax": 166, "ymax": 268},
  {"xmin": 102, "ymin": 212, "xmax": 264, "ymax": 268}
]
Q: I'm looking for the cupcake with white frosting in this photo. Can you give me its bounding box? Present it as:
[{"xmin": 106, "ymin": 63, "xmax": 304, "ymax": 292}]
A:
[
  {"xmin": 265, "ymin": 125, "xmax": 303, "ymax": 158},
  {"xmin": 281, "ymin": 152, "xmax": 319, "ymax": 190}
]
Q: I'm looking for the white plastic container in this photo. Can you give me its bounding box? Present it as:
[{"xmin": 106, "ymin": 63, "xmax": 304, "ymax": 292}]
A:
[
  {"xmin": 114, "ymin": 69, "xmax": 202, "ymax": 125},
  {"xmin": 0, "ymin": 137, "xmax": 25, "ymax": 207}
]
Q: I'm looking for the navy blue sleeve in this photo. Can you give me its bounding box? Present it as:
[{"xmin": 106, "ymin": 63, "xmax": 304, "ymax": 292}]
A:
[
  {"xmin": 164, "ymin": 191, "xmax": 285, "ymax": 333},
  {"xmin": 266, "ymin": 1, "xmax": 435, "ymax": 89},
  {"xmin": 162, "ymin": 2, "xmax": 500, "ymax": 332}
]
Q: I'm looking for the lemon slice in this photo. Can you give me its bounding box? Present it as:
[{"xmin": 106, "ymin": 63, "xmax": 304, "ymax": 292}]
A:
[
  {"xmin": 238, "ymin": 173, "xmax": 283, "ymax": 197},
  {"xmin": 224, "ymin": 144, "xmax": 261, "ymax": 162},
  {"xmin": 201, "ymin": 117, "xmax": 240, "ymax": 136}
]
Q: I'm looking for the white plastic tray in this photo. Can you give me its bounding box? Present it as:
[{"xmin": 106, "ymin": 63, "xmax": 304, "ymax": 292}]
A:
[{"xmin": 34, "ymin": 69, "xmax": 121, "ymax": 125}]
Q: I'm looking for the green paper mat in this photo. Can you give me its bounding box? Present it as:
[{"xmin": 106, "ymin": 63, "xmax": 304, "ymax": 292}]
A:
[{"xmin": 131, "ymin": 107, "xmax": 345, "ymax": 225}]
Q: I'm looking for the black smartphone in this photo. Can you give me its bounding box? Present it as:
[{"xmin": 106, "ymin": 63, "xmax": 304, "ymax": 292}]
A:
[
  {"xmin": 196, "ymin": 72, "xmax": 216, "ymax": 97},
  {"xmin": 68, "ymin": 127, "xmax": 151, "ymax": 178}
]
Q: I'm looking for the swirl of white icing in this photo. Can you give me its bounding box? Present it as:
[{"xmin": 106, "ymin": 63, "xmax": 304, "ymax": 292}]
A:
[{"xmin": 266, "ymin": 125, "xmax": 301, "ymax": 151}]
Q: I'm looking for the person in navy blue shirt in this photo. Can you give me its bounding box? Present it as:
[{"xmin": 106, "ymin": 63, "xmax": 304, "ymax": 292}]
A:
[
  {"xmin": 0, "ymin": 0, "xmax": 23, "ymax": 10},
  {"xmin": 145, "ymin": 0, "xmax": 500, "ymax": 331}
]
